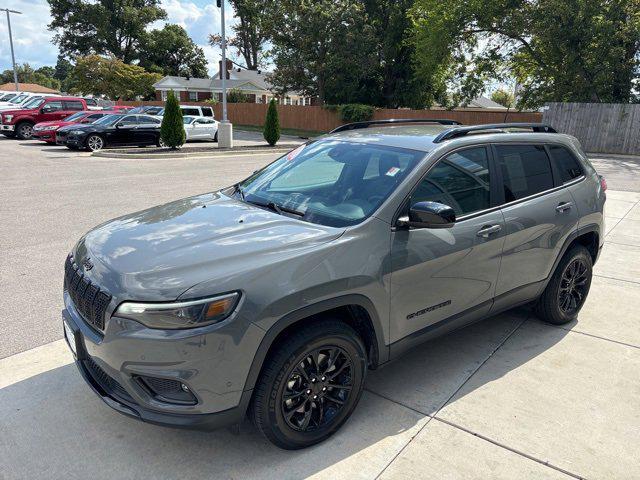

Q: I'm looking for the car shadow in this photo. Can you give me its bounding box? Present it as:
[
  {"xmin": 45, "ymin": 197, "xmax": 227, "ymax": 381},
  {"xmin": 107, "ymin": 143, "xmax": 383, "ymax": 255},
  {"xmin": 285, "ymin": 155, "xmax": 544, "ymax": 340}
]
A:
[{"xmin": 1, "ymin": 307, "xmax": 568, "ymax": 479}]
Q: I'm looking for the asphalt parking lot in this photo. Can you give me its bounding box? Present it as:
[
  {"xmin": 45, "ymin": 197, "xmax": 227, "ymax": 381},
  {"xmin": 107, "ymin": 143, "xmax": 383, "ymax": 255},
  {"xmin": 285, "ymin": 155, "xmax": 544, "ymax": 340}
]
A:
[{"xmin": 1, "ymin": 137, "xmax": 639, "ymax": 479}]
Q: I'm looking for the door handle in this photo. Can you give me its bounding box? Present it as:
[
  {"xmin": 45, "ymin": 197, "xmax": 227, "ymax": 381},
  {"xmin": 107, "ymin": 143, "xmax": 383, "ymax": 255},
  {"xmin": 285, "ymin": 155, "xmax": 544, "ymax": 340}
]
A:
[
  {"xmin": 556, "ymin": 202, "xmax": 573, "ymax": 213},
  {"xmin": 476, "ymin": 225, "xmax": 502, "ymax": 238}
]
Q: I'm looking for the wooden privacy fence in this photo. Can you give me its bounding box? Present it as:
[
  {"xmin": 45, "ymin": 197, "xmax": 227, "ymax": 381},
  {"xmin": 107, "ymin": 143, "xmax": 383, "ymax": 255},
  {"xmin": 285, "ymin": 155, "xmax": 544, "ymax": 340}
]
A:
[
  {"xmin": 117, "ymin": 100, "xmax": 541, "ymax": 133},
  {"xmin": 543, "ymin": 102, "xmax": 640, "ymax": 155}
]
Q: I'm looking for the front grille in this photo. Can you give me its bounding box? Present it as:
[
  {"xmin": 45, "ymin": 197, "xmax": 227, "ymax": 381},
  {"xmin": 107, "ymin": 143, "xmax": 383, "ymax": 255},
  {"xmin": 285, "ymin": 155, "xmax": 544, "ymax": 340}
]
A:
[
  {"xmin": 84, "ymin": 356, "xmax": 135, "ymax": 404},
  {"xmin": 64, "ymin": 255, "xmax": 111, "ymax": 331},
  {"xmin": 57, "ymin": 131, "xmax": 68, "ymax": 140}
]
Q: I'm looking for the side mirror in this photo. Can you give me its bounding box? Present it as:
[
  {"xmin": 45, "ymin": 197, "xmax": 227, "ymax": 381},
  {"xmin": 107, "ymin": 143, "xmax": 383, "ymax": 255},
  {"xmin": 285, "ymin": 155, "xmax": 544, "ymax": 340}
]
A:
[{"xmin": 397, "ymin": 201, "xmax": 456, "ymax": 229}]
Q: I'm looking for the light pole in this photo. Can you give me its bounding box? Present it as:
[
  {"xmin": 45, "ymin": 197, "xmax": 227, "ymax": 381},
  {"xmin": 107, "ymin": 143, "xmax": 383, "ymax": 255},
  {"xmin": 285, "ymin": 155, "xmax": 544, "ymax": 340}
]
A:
[
  {"xmin": 1, "ymin": 8, "xmax": 22, "ymax": 91},
  {"xmin": 216, "ymin": 0, "xmax": 233, "ymax": 148}
]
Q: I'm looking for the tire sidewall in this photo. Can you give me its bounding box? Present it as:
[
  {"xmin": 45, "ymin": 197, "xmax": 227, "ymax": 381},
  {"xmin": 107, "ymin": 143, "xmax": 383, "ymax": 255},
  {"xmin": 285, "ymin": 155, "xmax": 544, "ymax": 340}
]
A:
[
  {"xmin": 262, "ymin": 330, "xmax": 367, "ymax": 449},
  {"xmin": 17, "ymin": 122, "xmax": 33, "ymax": 140},
  {"xmin": 86, "ymin": 134, "xmax": 104, "ymax": 151}
]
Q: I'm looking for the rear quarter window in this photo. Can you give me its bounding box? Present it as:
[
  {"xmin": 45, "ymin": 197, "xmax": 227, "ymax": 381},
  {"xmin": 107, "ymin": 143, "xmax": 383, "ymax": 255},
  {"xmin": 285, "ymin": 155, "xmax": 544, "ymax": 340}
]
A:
[{"xmin": 548, "ymin": 145, "xmax": 584, "ymax": 183}]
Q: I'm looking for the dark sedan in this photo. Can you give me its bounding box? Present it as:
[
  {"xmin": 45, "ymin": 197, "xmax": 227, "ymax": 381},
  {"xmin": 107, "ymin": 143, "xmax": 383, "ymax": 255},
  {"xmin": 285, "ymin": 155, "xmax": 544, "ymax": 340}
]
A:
[{"xmin": 64, "ymin": 114, "xmax": 163, "ymax": 151}]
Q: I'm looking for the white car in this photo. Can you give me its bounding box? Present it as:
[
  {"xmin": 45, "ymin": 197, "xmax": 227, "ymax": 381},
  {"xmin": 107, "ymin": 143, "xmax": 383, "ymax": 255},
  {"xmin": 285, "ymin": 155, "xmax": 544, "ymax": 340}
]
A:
[{"xmin": 183, "ymin": 116, "xmax": 218, "ymax": 142}]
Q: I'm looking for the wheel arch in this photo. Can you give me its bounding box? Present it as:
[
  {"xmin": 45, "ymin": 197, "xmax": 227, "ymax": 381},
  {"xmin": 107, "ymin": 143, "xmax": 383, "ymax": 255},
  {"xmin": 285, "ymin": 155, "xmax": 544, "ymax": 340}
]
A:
[
  {"xmin": 241, "ymin": 294, "xmax": 388, "ymax": 396},
  {"xmin": 550, "ymin": 224, "xmax": 601, "ymax": 280}
]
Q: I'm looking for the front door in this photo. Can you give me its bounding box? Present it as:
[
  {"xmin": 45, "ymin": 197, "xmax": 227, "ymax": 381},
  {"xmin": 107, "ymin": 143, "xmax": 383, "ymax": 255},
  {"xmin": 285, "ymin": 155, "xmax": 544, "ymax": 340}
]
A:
[
  {"xmin": 389, "ymin": 145, "xmax": 505, "ymax": 343},
  {"xmin": 108, "ymin": 115, "xmax": 138, "ymax": 145}
]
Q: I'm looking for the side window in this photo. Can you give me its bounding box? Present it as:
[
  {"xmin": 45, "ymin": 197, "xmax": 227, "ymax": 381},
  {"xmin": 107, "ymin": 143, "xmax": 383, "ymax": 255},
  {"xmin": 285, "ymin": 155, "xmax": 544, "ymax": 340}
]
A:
[
  {"xmin": 64, "ymin": 100, "xmax": 84, "ymax": 111},
  {"xmin": 118, "ymin": 115, "xmax": 139, "ymax": 126},
  {"xmin": 412, "ymin": 147, "xmax": 491, "ymax": 216},
  {"xmin": 202, "ymin": 107, "xmax": 213, "ymax": 117},
  {"xmin": 548, "ymin": 145, "xmax": 583, "ymax": 183},
  {"xmin": 182, "ymin": 107, "xmax": 200, "ymax": 116},
  {"xmin": 140, "ymin": 116, "xmax": 160, "ymax": 124},
  {"xmin": 43, "ymin": 101, "xmax": 63, "ymax": 112},
  {"xmin": 495, "ymin": 145, "xmax": 554, "ymax": 202}
]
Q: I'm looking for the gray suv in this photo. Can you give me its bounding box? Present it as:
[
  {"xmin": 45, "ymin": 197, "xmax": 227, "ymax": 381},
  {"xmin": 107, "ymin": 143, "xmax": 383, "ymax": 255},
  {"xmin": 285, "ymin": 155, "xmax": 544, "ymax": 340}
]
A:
[{"xmin": 62, "ymin": 120, "xmax": 605, "ymax": 449}]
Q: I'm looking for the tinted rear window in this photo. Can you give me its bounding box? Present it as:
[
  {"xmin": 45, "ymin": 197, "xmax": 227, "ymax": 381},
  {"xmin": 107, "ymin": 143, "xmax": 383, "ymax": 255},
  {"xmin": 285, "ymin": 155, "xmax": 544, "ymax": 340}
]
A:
[
  {"xmin": 496, "ymin": 145, "xmax": 554, "ymax": 202},
  {"xmin": 548, "ymin": 145, "xmax": 583, "ymax": 183}
]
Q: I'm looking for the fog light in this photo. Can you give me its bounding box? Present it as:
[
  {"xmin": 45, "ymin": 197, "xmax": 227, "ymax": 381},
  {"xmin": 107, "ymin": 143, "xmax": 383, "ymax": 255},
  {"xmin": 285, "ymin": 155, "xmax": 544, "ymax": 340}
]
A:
[{"xmin": 136, "ymin": 376, "xmax": 197, "ymax": 405}]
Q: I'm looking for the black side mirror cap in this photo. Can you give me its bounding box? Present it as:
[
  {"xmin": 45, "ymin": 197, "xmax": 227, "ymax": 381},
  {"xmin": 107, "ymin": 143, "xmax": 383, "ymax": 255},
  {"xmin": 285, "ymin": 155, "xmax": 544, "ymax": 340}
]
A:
[{"xmin": 397, "ymin": 201, "xmax": 456, "ymax": 229}]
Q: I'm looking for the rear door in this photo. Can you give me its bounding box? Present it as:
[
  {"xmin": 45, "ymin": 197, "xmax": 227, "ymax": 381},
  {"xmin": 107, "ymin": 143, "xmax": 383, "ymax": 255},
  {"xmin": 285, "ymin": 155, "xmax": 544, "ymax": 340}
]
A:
[
  {"xmin": 492, "ymin": 144, "xmax": 579, "ymax": 305},
  {"xmin": 389, "ymin": 145, "xmax": 506, "ymax": 343}
]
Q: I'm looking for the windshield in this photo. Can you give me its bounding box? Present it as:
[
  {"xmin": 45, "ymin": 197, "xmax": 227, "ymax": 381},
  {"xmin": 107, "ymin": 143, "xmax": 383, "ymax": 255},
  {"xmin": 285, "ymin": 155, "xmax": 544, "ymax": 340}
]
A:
[
  {"xmin": 0, "ymin": 93, "xmax": 17, "ymax": 101},
  {"xmin": 93, "ymin": 114, "xmax": 124, "ymax": 126},
  {"xmin": 128, "ymin": 106, "xmax": 145, "ymax": 113},
  {"xmin": 64, "ymin": 112, "xmax": 88, "ymax": 122},
  {"xmin": 236, "ymin": 140, "xmax": 424, "ymax": 227},
  {"xmin": 11, "ymin": 94, "xmax": 28, "ymax": 104},
  {"xmin": 22, "ymin": 98, "xmax": 44, "ymax": 109}
]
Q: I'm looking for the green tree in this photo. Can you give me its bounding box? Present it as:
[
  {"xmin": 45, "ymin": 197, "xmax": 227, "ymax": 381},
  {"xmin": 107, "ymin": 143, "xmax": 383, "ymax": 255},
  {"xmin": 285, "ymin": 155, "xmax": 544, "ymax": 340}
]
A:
[
  {"xmin": 267, "ymin": 0, "xmax": 377, "ymax": 105},
  {"xmin": 227, "ymin": 89, "xmax": 252, "ymax": 103},
  {"xmin": 0, "ymin": 63, "xmax": 61, "ymax": 90},
  {"xmin": 263, "ymin": 99, "xmax": 280, "ymax": 146},
  {"xmin": 47, "ymin": 0, "xmax": 166, "ymax": 64},
  {"xmin": 410, "ymin": 0, "xmax": 640, "ymax": 108},
  {"xmin": 141, "ymin": 24, "xmax": 208, "ymax": 78},
  {"xmin": 54, "ymin": 55, "xmax": 73, "ymax": 82},
  {"xmin": 491, "ymin": 88, "xmax": 515, "ymax": 108},
  {"xmin": 66, "ymin": 55, "xmax": 161, "ymax": 100},
  {"xmin": 160, "ymin": 90, "xmax": 186, "ymax": 149},
  {"xmin": 209, "ymin": 0, "xmax": 269, "ymax": 70}
]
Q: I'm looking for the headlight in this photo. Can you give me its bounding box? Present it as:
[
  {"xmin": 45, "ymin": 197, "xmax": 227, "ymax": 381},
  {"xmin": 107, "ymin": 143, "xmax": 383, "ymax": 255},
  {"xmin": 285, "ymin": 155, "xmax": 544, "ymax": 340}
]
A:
[
  {"xmin": 70, "ymin": 130, "xmax": 86, "ymax": 135},
  {"xmin": 114, "ymin": 292, "xmax": 240, "ymax": 329},
  {"xmin": 43, "ymin": 125, "xmax": 59, "ymax": 131},
  {"xmin": 4, "ymin": 115, "xmax": 13, "ymax": 122}
]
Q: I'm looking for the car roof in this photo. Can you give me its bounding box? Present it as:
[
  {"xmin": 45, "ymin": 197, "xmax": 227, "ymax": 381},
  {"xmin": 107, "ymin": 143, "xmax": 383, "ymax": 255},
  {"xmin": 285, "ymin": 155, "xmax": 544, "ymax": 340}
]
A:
[{"xmin": 326, "ymin": 124, "xmax": 572, "ymax": 153}]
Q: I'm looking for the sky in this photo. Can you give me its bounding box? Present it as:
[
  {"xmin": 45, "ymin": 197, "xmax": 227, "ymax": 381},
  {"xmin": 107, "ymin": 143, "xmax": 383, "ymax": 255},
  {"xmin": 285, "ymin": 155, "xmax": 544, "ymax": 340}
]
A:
[{"xmin": 0, "ymin": 0, "xmax": 237, "ymax": 77}]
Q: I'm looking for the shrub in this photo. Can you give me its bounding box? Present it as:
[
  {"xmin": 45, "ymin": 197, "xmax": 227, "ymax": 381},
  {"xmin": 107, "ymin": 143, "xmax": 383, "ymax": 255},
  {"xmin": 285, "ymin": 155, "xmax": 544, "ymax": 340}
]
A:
[
  {"xmin": 227, "ymin": 89, "xmax": 252, "ymax": 103},
  {"xmin": 263, "ymin": 99, "xmax": 280, "ymax": 146},
  {"xmin": 324, "ymin": 103, "xmax": 376, "ymax": 123},
  {"xmin": 160, "ymin": 90, "xmax": 185, "ymax": 149}
]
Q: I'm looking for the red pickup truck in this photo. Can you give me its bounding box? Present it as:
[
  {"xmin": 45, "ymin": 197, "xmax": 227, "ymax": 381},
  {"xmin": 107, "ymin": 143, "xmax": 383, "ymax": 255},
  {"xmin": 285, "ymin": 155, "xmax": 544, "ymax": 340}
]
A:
[{"xmin": 0, "ymin": 96, "xmax": 88, "ymax": 140}]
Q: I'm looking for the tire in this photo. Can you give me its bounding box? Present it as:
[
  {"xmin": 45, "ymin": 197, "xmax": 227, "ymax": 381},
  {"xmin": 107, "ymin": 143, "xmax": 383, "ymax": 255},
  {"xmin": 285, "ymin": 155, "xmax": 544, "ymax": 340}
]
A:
[
  {"xmin": 85, "ymin": 134, "xmax": 105, "ymax": 152},
  {"xmin": 535, "ymin": 245, "xmax": 593, "ymax": 325},
  {"xmin": 252, "ymin": 320, "xmax": 367, "ymax": 449},
  {"xmin": 157, "ymin": 138, "xmax": 166, "ymax": 148},
  {"xmin": 213, "ymin": 131, "xmax": 218, "ymax": 142},
  {"xmin": 16, "ymin": 122, "xmax": 34, "ymax": 140}
]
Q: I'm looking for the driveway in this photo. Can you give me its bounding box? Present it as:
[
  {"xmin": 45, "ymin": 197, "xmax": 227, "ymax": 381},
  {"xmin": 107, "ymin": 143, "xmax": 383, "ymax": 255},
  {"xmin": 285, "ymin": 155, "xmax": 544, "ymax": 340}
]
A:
[{"xmin": 1, "ymin": 140, "xmax": 639, "ymax": 479}]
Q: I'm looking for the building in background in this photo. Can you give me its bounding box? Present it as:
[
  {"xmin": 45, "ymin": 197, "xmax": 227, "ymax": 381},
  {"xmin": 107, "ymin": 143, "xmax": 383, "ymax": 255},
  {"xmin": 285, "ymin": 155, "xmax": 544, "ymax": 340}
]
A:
[{"xmin": 0, "ymin": 83, "xmax": 60, "ymax": 94}]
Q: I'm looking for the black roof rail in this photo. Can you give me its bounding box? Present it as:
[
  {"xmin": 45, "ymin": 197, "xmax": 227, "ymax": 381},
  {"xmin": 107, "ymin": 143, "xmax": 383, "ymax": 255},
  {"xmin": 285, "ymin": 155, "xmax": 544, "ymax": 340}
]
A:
[
  {"xmin": 432, "ymin": 123, "xmax": 557, "ymax": 143},
  {"xmin": 330, "ymin": 118, "xmax": 462, "ymax": 134}
]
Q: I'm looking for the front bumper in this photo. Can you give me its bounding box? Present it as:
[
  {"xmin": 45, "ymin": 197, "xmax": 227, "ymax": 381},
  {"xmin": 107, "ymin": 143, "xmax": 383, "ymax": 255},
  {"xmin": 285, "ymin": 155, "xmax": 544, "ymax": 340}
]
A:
[
  {"xmin": 1, "ymin": 124, "xmax": 15, "ymax": 131},
  {"xmin": 62, "ymin": 291, "xmax": 262, "ymax": 430},
  {"xmin": 65, "ymin": 135, "xmax": 86, "ymax": 148},
  {"xmin": 33, "ymin": 130, "xmax": 56, "ymax": 142}
]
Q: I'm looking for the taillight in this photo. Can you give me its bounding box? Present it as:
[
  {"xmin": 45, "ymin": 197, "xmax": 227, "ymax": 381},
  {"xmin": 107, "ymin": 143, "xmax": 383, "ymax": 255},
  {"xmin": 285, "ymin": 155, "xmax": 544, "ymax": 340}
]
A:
[{"xmin": 599, "ymin": 175, "xmax": 607, "ymax": 192}]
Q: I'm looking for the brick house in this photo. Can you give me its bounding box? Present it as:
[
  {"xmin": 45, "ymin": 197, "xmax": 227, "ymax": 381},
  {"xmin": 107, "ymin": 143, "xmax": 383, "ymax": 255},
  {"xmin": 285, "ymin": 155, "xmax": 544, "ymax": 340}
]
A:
[{"xmin": 154, "ymin": 61, "xmax": 313, "ymax": 106}]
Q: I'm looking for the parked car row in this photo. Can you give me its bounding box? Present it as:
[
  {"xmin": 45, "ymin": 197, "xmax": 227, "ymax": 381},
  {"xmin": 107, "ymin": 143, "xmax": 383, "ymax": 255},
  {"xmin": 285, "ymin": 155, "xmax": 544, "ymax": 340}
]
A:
[{"xmin": 0, "ymin": 95, "xmax": 219, "ymax": 150}]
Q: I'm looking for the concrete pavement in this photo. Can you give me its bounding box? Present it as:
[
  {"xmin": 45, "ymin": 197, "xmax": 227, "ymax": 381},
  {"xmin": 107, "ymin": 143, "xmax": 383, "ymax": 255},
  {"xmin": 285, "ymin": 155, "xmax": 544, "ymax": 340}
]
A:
[{"xmin": 1, "ymin": 140, "xmax": 639, "ymax": 479}]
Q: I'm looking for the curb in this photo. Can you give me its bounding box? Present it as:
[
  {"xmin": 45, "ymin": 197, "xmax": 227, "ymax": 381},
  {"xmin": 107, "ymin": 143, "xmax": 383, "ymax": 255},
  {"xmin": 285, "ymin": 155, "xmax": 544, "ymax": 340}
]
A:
[{"xmin": 91, "ymin": 144, "xmax": 300, "ymax": 159}]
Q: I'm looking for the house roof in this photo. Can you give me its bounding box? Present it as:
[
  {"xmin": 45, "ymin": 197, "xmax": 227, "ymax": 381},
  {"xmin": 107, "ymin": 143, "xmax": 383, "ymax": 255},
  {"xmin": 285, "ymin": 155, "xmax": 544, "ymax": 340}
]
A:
[
  {"xmin": 0, "ymin": 83, "xmax": 60, "ymax": 94},
  {"xmin": 467, "ymin": 96, "xmax": 508, "ymax": 109}
]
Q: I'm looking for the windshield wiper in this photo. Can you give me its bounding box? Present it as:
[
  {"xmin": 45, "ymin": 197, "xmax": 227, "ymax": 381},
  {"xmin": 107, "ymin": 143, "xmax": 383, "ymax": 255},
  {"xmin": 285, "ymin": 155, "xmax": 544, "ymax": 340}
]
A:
[
  {"xmin": 246, "ymin": 199, "xmax": 305, "ymax": 218},
  {"xmin": 232, "ymin": 183, "xmax": 245, "ymax": 200}
]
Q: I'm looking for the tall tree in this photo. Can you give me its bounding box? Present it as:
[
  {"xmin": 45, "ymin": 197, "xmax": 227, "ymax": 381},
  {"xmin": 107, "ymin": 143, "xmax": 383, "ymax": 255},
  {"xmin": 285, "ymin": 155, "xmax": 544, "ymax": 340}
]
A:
[
  {"xmin": 54, "ymin": 55, "xmax": 74, "ymax": 82},
  {"xmin": 141, "ymin": 25, "xmax": 208, "ymax": 78},
  {"xmin": 267, "ymin": 0, "xmax": 377, "ymax": 105},
  {"xmin": 66, "ymin": 55, "xmax": 161, "ymax": 99},
  {"xmin": 410, "ymin": 0, "xmax": 640, "ymax": 108},
  {"xmin": 209, "ymin": 0, "xmax": 269, "ymax": 70},
  {"xmin": 47, "ymin": 0, "xmax": 166, "ymax": 64}
]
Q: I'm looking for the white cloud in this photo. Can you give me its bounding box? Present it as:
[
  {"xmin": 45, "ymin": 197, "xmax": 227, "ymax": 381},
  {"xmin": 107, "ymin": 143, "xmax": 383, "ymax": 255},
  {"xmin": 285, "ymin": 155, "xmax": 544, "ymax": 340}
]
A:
[{"xmin": 0, "ymin": 0, "xmax": 237, "ymax": 75}]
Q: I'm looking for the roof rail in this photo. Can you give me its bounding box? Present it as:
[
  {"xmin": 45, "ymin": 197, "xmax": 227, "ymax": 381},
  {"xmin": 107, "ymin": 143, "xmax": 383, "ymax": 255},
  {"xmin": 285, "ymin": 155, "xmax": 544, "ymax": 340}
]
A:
[
  {"xmin": 432, "ymin": 123, "xmax": 557, "ymax": 143},
  {"xmin": 330, "ymin": 118, "xmax": 462, "ymax": 134}
]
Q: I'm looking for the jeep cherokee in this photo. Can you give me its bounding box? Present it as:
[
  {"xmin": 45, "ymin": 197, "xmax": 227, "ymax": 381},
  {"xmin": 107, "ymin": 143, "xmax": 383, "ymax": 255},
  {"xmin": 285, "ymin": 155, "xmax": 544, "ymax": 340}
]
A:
[{"xmin": 62, "ymin": 120, "xmax": 605, "ymax": 449}]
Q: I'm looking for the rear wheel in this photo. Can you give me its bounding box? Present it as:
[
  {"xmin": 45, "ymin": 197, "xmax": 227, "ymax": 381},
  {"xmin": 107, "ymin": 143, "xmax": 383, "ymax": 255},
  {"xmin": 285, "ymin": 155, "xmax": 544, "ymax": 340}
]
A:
[
  {"xmin": 213, "ymin": 131, "xmax": 218, "ymax": 142},
  {"xmin": 252, "ymin": 321, "xmax": 367, "ymax": 449},
  {"xmin": 85, "ymin": 134, "xmax": 105, "ymax": 152},
  {"xmin": 536, "ymin": 245, "xmax": 593, "ymax": 325},
  {"xmin": 16, "ymin": 122, "xmax": 34, "ymax": 140}
]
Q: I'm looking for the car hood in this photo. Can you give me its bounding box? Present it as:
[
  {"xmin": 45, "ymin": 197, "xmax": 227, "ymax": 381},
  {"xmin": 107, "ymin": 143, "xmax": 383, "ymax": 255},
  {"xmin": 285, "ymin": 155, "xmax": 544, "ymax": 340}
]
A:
[
  {"xmin": 0, "ymin": 107, "xmax": 37, "ymax": 115},
  {"xmin": 74, "ymin": 192, "xmax": 344, "ymax": 301},
  {"xmin": 35, "ymin": 120, "xmax": 71, "ymax": 128}
]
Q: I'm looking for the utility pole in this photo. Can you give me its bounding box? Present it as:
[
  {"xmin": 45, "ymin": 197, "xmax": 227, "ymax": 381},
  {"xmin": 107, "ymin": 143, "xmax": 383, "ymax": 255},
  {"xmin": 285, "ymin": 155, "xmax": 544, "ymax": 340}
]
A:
[
  {"xmin": 1, "ymin": 8, "xmax": 22, "ymax": 91},
  {"xmin": 216, "ymin": 0, "xmax": 233, "ymax": 148}
]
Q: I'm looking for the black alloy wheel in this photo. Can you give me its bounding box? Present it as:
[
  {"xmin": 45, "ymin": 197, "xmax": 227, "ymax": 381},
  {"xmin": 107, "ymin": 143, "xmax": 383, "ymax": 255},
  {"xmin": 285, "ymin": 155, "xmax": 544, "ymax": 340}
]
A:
[
  {"xmin": 557, "ymin": 258, "xmax": 590, "ymax": 316},
  {"xmin": 281, "ymin": 346, "xmax": 353, "ymax": 432}
]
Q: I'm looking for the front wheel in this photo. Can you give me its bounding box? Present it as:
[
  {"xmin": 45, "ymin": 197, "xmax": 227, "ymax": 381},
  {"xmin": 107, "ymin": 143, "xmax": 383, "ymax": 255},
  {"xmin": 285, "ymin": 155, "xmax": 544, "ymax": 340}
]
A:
[
  {"xmin": 536, "ymin": 245, "xmax": 593, "ymax": 325},
  {"xmin": 16, "ymin": 122, "xmax": 34, "ymax": 140},
  {"xmin": 251, "ymin": 321, "xmax": 367, "ymax": 449},
  {"xmin": 85, "ymin": 134, "xmax": 105, "ymax": 152},
  {"xmin": 157, "ymin": 137, "xmax": 166, "ymax": 148}
]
